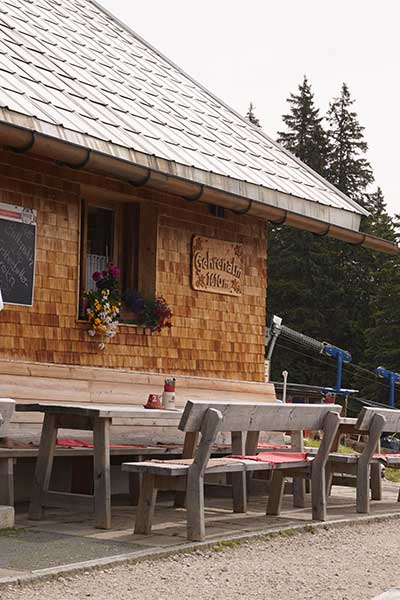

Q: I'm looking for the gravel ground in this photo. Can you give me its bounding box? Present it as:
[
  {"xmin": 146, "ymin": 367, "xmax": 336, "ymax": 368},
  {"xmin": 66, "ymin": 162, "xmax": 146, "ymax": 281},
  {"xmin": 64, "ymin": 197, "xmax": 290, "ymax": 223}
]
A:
[{"xmin": 1, "ymin": 520, "xmax": 399, "ymax": 600}]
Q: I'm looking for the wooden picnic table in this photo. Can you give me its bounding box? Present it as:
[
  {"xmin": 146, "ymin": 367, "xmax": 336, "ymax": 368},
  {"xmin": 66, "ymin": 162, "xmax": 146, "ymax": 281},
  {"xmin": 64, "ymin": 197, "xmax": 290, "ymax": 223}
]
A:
[{"xmin": 15, "ymin": 402, "xmax": 183, "ymax": 529}]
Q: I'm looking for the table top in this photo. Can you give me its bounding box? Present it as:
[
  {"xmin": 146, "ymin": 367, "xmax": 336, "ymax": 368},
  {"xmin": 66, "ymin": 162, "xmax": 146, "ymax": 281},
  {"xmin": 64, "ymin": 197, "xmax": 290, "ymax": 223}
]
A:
[{"xmin": 15, "ymin": 402, "xmax": 183, "ymax": 421}]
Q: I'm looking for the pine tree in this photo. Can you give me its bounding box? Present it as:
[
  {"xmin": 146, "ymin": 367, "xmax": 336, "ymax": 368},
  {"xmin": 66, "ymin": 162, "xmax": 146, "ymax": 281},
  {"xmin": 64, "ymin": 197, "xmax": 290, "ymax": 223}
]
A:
[
  {"xmin": 277, "ymin": 76, "xmax": 329, "ymax": 175},
  {"xmin": 356, "ymin": 190, "xmax": 400, "ymax": 404},
  {"xmin": 326, "ymin": 83, "xmax": 374, "ymax": 202},
  {"xmin": 246, "ymin": 102, "xmax": 261, "ymax": 128},
  {"xmin": 269, "ymin": 77, "xmax": 335, "ymax": 387}
]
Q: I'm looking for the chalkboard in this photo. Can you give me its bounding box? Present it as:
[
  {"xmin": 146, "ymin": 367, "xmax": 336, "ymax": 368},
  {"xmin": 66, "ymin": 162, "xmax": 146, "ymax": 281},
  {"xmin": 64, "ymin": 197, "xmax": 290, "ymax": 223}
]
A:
[{"xmin": 0, "ymin": 215, "xmax": 36, "ymax": 306}]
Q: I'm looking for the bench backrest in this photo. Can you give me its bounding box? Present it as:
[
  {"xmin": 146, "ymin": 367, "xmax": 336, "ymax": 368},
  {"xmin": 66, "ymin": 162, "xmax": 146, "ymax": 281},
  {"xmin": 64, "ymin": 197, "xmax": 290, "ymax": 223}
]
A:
[
  {"xmin": 179, "ymin": 401, "xmax": 342, "ymax": 433},
  {"xmin": 357, "ymin": 406, "xmax": 400, "ymax": 433}
]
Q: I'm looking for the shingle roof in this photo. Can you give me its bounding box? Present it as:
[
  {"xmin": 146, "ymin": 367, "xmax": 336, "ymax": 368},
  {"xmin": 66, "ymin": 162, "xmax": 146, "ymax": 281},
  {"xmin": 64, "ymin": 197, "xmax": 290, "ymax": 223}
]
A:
[{"xmin": 0, "ymin": 0, "xmax": 367, "ymax": 225}]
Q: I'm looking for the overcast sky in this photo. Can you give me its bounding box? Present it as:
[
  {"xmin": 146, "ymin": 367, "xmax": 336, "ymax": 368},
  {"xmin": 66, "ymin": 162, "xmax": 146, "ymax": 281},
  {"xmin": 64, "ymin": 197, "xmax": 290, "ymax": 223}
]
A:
[{"xmin": 98, "ymin": 0, "xmax": 399, "ymax": 215}]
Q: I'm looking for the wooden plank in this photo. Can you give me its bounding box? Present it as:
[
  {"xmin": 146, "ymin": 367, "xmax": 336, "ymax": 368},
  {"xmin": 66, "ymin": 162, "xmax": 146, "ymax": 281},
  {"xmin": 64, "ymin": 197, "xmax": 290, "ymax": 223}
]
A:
[
  {"xmin": 123, "ymin": 459, "xmax": 274, "ymax": 476},
  {"xmin": 28, "ymin": 413, "xmax": 57, "ymax": 520},
  {"xmin": 0, "ymin": 359, "xmax": 276, "ymax": 395},
  {"xmin": 357, "ymin": 407, "xmax": 400, "ymax": 432},
  {"xmin": 93, "ymin": 417, "xmax": 111, "ymax": 529},
  {"xmin": 16, "ymin": 402, "xmax": 183, "ymax": 421},
  {"xmin": 0, "ymin": 446, "xmax": 169, "ymax": 458},
  {"xmin": 137, "ymin": 203, "xmax": 158, "ymax": 298},
  {"xmin": 180, "ymin": 401, "xmax": 342, "ymax": 433},
  {"xmin": 55, "ymin": 415, "xmax": 94, "ymax": 430}
]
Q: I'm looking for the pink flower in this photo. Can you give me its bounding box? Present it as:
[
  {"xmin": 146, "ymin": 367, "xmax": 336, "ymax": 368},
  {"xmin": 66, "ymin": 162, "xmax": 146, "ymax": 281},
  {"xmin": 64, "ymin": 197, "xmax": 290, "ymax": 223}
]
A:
[
  {"xmin": 92, "ymin": 271, "xmax": 102, "ymax": 282},
  {"xmin": 110, "ymin": 265, "xmax": 120, "ymax": 279}
]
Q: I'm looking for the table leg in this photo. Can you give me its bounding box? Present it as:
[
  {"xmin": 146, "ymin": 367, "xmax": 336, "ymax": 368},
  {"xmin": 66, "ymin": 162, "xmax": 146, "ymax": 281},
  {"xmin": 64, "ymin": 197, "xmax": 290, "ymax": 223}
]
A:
[
  {"xmin": 93, "ymin": 417, "xmax": 111, "ymax": 529},
  {"xmin": 0, "ymin": 457, "xmax": 14, "ymax": 506},
  {"xmin": 28, "ymin": 413, "xmax": 57, "ymax": 520}
]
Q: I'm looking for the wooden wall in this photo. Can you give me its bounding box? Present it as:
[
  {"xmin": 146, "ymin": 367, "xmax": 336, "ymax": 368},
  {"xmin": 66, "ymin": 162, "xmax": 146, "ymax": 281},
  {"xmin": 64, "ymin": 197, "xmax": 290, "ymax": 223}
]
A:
[{"xmin": 0, "ymin": 147, "xmax": 267, "ymax": 382}]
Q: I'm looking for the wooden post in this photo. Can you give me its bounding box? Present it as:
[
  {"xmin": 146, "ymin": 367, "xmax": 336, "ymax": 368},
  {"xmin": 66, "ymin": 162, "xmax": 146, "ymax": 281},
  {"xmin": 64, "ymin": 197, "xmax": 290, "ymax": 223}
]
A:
[
  {"xmin": 231, "ymin": 431, "xmax": 246, "ymax": 513},
  {"xmin": 356, "ymin": 414, "xmax": 385, "ymax": 514},
  {"xmin": 311, "ymin": 411, "xmax": 340, "ymax": 521},
  {"xmin": 291, "ymin": 430, "xmax": 306, "ymax": 508},
  {"xmin": 186, "ymin": 408, "xmax": 222, "ymax": 541},
  {"xmin": 28, "ymin": 413, "xmax": 57, "ymax": 520},
  {"xmin": 134, "ymin": 474, "xmax": 158, "ymax": 535},
  {"xmin": 93, "ymin": 417, "xmax": 111, "ymax": 529},
  {"xmin": 0, "ymin": 457, "xmax": 14, "ymax": 506},
  {"xmin": 174, "ymin": 431, "xmax": 198, "ymax": 508}
]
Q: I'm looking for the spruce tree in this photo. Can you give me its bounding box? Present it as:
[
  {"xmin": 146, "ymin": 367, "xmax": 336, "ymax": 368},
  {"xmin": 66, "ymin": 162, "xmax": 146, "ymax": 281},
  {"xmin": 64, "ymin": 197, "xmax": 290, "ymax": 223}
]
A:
[
  {"xmin": 357, "ymin": 190, "xmax": 400, "ymax": 404},
  {"xmin": 326, "ymin": 83, "xmax": 374, "ymax": 202},
  {"xmin": 246, "ymin": 102, "xmax": 261, "ymax": 128},
  {"xmin": 277, "ymin": 76, "xmax": 329, "ymax": 175},
  {"xmin": 269, "ymin": 77, "xmax": 334, "ymax": 387}
]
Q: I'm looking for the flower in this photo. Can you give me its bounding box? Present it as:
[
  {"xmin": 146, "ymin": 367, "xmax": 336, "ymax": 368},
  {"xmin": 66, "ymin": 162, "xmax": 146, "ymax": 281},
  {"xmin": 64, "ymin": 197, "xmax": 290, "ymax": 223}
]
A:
[
  {"xmin": 84, "ymin": 264, "xmax": 121, "ymax": 348},
  {"xmin": 124, "ymin": 290, "xmax": 172, "ymax": 332}
]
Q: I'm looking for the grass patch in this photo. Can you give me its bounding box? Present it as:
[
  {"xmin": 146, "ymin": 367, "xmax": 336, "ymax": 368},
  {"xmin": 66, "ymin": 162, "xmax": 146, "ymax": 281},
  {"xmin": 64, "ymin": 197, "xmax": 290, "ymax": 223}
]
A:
[
  {"xmin": 212, "ymin": 539, "xmax": 241, "ymax": 552},
  {"xmin": 304, "ymin": 438, "xmax": 357, "ymax": 454},
  {"xmin": 0, "ymin": 528, "xmax": 20, "ymax": 537},
  {"xmin": 385, "ymin": 468, "xmax": 400, "ymax": 483}
]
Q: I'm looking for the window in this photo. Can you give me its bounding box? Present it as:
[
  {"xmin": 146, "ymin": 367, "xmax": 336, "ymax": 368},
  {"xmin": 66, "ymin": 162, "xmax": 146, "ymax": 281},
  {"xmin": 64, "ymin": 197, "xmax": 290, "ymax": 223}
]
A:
[{"xmin": 79, "ymin": 199, "xmax": 139, "ymax": 317}]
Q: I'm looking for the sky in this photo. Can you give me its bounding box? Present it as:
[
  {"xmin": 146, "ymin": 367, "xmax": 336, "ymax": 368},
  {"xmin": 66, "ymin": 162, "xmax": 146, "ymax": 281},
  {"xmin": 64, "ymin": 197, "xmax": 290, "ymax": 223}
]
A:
[{"xmin": 98, "ymin": 0, "xmax": 399, "ymax": 215}]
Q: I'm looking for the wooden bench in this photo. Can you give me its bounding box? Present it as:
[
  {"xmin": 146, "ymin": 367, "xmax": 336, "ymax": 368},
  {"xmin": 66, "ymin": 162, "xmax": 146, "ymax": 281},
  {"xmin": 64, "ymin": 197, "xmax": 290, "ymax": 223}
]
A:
[
  {"xmin": 0, "ymin": 444, "xmax": 187, "ymax": 507},
  {"xmin": 328, "ymin": 407, "xmax": 400, "ymax": 513},
  {"xmin": 122, "ymin": 401, "xmax": 342, "ymax": 541}
]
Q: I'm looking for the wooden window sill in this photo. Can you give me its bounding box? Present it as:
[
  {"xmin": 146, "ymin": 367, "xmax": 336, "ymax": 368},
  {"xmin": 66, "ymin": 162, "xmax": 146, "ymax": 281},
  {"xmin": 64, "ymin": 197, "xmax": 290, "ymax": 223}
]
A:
[{"xmin": 76, "ymin": 319, "xmax": 154, "ymax": 334}]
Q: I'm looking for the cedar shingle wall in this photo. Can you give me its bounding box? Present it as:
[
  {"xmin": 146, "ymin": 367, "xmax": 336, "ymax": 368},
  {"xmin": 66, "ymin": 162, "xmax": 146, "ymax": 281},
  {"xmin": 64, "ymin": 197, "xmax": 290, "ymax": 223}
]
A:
[{"xmin": 0, "ymin": 148, "xmax": 267, "ymax": 382}]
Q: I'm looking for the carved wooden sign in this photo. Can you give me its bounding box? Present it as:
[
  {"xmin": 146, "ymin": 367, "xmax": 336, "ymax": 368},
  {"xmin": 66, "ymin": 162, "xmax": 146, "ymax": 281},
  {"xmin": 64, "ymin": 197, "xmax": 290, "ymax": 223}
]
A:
[{"xmin": 191, "ymin": 236, "xmax": 243, "ymax": 296}]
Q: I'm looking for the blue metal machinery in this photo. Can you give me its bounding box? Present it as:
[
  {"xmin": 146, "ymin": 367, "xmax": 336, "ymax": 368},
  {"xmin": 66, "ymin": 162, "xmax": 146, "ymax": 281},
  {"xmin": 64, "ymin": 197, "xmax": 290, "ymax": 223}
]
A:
[
  {"xmin": 266, "ymin": 316, "xmax": 358, "ymax": 400},
  {"xmin": 375, "ymin": 367, "xmax": 400, "ymax": 408},
  {"xmin": 321, "ymin": 344, "xmax": 357, "ymax": 397}
]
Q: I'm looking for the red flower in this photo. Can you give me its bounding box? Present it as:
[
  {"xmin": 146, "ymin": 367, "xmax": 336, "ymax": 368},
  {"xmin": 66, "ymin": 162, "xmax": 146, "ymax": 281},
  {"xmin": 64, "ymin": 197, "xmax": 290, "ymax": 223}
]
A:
[{"xmin": 92, "ymin": 271, "xmax": 102, "ymax": 282}]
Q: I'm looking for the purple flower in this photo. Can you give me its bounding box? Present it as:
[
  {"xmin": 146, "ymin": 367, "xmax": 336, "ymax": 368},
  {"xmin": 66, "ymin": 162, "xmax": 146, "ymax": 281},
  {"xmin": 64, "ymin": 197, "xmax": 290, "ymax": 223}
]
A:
[{"xmin": 92, "ymin": 271, "xmax": 102, "ymax": 282}]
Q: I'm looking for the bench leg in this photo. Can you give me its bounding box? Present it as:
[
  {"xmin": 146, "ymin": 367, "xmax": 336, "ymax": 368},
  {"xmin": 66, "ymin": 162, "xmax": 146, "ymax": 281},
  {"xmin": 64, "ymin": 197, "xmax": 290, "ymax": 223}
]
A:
[
  {"xmin": 186, "ymin": 476, "xmax": 205, "ymax": 542},
  {"xmin": 292, "ymin": 477, "xmax": 306, "ymax": 508},
  {"xmin": 370, "ymin": 463, "xmax": 382, "ymax": 500},
  {"xmin": 0, "ymin": 458, "xmax": 14, "ymax": 506},
  {"xmin": 325, "ymin": 463, "xmax": 333, "ymax": 496},
  {"xmin": 129, "ymin": 472, "xmax": 142, "ymax": 506},
  {"xmin": 356, "ymin": 461, "xmax": 370, "ymax": 514},
  {"xmin": 93, "ymin": 417, "xmax": 111, "ymax": 529},
  {"xmin": 311, "ymin": 464, "xmax": 327, "ymax": 521},
  {"xmin": 266, "ymin": 470, "xmax": 285, "ymax": 516},
  {"xmin": 28, "ymin": 414, "xmax": 57, "ymax": 520},
  {"xmin": 231, "ymin": 472, "xmax": 247, "ymax": 513},
  {"xmin": 134, "ymin": 473, "xmax": 158, "ymax": 535}
]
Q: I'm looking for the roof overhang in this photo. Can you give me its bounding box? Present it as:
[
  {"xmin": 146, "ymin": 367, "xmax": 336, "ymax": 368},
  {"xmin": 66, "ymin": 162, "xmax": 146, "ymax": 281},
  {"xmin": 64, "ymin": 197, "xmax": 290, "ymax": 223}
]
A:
[{"xmin": 0, "ymin": 117, "xmax": 398, "ymax": 256}]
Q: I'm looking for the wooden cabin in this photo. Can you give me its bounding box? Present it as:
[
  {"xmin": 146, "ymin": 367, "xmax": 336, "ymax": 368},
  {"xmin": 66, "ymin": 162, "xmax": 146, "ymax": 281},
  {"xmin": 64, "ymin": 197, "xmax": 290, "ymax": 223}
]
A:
[{"xmin": 0, "ymin": 0, "xmax": 397, "ymax": 441}]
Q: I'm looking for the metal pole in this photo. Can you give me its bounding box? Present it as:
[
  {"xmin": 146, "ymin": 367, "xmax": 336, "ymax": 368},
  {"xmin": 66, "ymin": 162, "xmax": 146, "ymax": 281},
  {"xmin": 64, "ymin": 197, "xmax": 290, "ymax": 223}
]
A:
[{"xmin": 282, "ymin": 370, "xmax": 288, "ymax": 403}]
